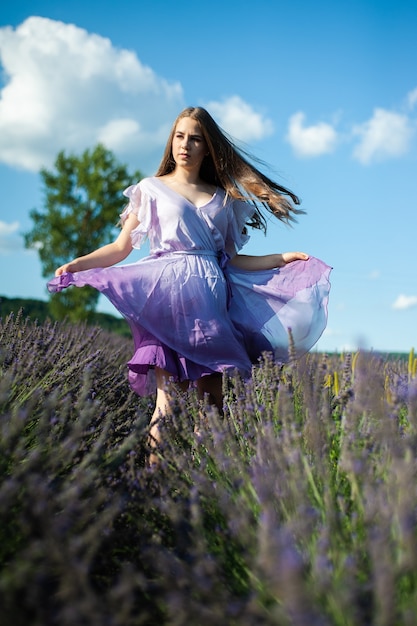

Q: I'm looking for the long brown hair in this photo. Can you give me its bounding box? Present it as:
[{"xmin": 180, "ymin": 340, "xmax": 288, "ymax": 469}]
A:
[{"xmin": 155, "ymin": 106, "xmax": 303, "ymax": 232}]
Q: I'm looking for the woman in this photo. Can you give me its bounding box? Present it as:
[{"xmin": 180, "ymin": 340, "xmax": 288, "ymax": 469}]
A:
[{"xmin": 48, "ymin": 107, "xmax": 331, "ymax": 462}]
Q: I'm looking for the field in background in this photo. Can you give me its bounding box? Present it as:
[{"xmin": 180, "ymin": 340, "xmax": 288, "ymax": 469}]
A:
[{"xmin": 1, "ymin": 312, "xmax": 416, "ymax": 625}]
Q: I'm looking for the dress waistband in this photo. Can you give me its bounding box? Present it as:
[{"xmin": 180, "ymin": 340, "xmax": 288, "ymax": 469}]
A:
[
  {"xmin": 160, "ymin": 249, "xmax": 218, "ymax": 258},
  {"xmin": 155, "ymin": 249, "xmax": 231, "ymax": 265}
]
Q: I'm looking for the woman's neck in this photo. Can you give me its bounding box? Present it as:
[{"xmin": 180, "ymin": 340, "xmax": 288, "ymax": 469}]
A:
[{"xmin": 166, "ymin": 167, "xmax": 202, "ymax": 186}]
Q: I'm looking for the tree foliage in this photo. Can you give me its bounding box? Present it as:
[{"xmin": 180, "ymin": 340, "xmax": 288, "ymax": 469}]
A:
[{"xmin": 24, "ymin": 144, "xmax": 142, "ymax": 322}]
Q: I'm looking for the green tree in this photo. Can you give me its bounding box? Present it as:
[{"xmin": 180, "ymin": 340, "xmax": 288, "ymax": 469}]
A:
[{"xmin": 24, "ymin": 144, "xmax": 142, "ymax": 322}]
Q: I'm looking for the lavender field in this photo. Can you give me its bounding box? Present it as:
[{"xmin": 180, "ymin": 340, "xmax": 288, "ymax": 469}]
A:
[{"xmin": 1, "ymin": 312, "xmax": 416, "ymax": 626}]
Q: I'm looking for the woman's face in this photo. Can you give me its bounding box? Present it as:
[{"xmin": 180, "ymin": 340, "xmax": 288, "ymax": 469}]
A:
[{"xmin": 171, "ymin": 117, "xmax": 208, "ymax": 172}]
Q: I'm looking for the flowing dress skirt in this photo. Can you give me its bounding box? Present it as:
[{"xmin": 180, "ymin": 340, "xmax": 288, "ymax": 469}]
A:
[{"xmin": 48, "ymin": 254, "xmax": 331, "ymax": 395}]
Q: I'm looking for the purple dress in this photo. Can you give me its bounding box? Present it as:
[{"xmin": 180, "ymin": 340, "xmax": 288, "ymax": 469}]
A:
[{"xmin": 48, "ymin": 177, "xmax": 331, "ymax": 396}]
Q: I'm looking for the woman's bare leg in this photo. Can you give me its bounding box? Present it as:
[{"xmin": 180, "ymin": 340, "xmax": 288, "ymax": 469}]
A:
[
  {"xmin": 148, "ymin": 367, "xmax": 188, "ymax": 466},
  {"xmin": 193, "ymin": 374, "xmax": 223, "ymax": 439},
  {"xmin": 148, "ymin": 370, "xmax": 222, "ymax": 462},
  {"xmin": 196, "ymin": 373, "xmax": 223, "ymax": 411},
  {"xmin": 196, "ymin": 372, "xmax": 223, "ymax": 428}
]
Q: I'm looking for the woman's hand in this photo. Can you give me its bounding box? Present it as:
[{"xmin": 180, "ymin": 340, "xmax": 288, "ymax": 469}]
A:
[
  {"xmin": 55, "ymin": 261, "xmax": 78, "ymax": 276},
  {"xmin": 277, "ymin": 251, "xmax": 309, "ymax": 266}
]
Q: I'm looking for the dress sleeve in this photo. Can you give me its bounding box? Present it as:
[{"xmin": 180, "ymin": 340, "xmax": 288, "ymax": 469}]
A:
[
  {"xmin": 225, "ymin": 199, "xmax": 256, "ymax": 256},
  {"xmin": 120, "ymin": 182, "xmax": 152, "ymax": 249}
]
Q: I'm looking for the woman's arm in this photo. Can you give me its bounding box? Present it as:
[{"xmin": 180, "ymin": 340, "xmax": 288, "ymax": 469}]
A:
[
  {"xmin": 229, "ymin": 251, "xmax": 309, "ymax": 271},
  {"xmin": 54, "ymin": 213, "xmax": 139, "ymax": 276}
]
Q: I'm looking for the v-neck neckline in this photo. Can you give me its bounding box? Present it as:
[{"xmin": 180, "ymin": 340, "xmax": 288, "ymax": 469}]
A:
[{"xmin": 152, "ymin": 176, "xmax": 218, "ymax": 209}]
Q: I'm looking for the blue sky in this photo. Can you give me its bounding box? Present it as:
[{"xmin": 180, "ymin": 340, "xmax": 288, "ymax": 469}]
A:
[{"xmin": 0, "ymin": 0, "xmax": 416, "ymax": 353}]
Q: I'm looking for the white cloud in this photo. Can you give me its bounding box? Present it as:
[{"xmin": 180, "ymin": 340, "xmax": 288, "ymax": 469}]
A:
[
  {"xmin": 392, "ymin": 294, "xmax": 417, "ymax": 310},
  {"xmin": 353, "ymin": 108, "xmax": 413, "ymax": 165},
  {"xmin": 286, "ymin": 112, "xmax": 338, "ymax": 157},
  {"xmin": 0, "ymin": 17, "xmax": 185, "ymax": 172},
  {"xmin": 368, "ymin": 270, "xmax": 380, "ymax": 280},
  {"xmin": 0, "ymin": 220, "xmax": 22, "ymax": 254},
  {"xmin": 204, "ymin": 96, "xmax": 274, "ymax": 142},
  {"xmin": 408, "ymin": 87, "xmax": 417, "ymax": 110}
]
